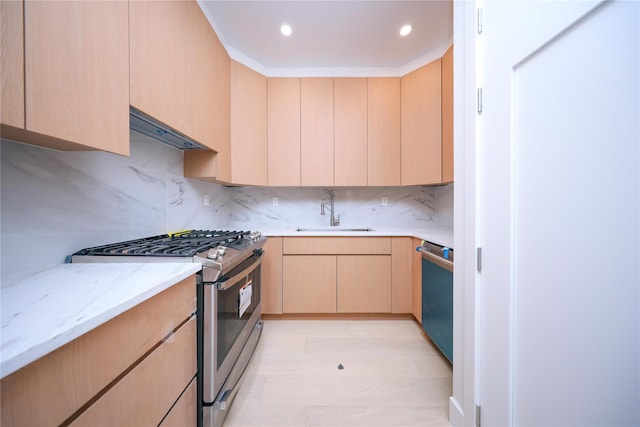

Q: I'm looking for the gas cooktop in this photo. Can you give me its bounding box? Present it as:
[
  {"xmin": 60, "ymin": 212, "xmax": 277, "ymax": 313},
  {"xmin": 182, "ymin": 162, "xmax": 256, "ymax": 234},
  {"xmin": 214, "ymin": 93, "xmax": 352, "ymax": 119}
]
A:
[
  {"xmin": 71, "ymin": 230, "xmax": 266, "ymax": 281},
  {"xmin": 72, "ymin": 230, "xmax": 255, "ymax": 258}
]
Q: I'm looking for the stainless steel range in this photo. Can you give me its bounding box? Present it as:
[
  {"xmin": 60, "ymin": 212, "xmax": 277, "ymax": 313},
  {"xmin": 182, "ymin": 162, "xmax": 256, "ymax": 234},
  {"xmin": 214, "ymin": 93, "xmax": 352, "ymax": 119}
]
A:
[{"xmin": 71, "ymin": 229, "xmax": 266, "ymax": 427}]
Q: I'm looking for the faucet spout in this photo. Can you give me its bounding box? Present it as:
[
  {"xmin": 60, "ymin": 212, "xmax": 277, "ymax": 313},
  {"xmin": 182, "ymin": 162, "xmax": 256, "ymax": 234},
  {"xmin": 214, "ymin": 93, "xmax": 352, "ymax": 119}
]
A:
[{"xmin": 321, "ymin": 190, "xmax": 340, "ymax": 227}]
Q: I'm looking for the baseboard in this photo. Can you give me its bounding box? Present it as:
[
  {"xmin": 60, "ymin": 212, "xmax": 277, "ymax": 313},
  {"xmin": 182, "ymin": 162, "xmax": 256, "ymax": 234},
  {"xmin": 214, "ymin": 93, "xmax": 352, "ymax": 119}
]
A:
[
  {"xmin": 449, "ymin": 396, "xmax": 465, "ymax": 427},
  {"xmin": 261, "ymin": 313, "xmax": 415, "ymax": 321}
]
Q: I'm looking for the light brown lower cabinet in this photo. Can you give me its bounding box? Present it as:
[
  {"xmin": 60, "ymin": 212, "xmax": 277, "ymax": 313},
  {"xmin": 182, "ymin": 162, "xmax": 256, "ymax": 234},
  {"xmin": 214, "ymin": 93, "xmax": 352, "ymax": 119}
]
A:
[
  {"xmin": 337, "ymin": 255, "xmax": 391, "ymax": 313},
  {"xmin": 160, "ymin": 377, "xmax": 197, "ymax": 427},
  {"xmin": 280, "ymin": 237, "xmax": 404, "ymax": 314},
  {"xmin": 262, "ymin": 237, "xmax": 284, "ymax": 314},
  {"xmin": 71, "ymin": 317, "xmax": 196, "ymax": 426},
  {"xmin": 283, "ymin": 255, "xmax": 337, "ymax": 313},
  {"xmin": 0, "ymin": 276, "xmax": 196, "ymax": 427}
]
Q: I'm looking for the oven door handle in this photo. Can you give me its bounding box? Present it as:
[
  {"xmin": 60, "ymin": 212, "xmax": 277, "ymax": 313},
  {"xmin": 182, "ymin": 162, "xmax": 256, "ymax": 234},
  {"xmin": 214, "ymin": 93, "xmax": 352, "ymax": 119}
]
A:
[{"xmin": 217, "ymin": 252, "xmax": 263, "ymax": 291}]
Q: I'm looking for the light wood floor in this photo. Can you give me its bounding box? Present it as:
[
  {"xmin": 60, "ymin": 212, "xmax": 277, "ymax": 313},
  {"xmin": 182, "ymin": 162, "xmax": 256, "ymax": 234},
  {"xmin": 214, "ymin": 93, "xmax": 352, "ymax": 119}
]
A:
[{"xmin": 223, "ymin": 319, "xmax": 452, "ymax": 427}]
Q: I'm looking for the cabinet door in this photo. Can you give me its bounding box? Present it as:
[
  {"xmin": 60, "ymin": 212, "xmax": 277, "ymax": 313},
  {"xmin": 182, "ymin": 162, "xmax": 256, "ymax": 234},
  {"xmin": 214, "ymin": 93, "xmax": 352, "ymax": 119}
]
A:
[
  {"xmin": 334, "ymin": 78, "xmax": 367, "ymax": 186},
  {"xmin": 391, "ymin": 237, "xmax": 413, "ymax": 313},
  {"xmin": 337, "ymin": 255, "xmax": 391, "ymax": 313},
  {"xmin": 231, "ymin": 60, "xmax": 267, "ymax": 185},
  {"xmin": 262, "ymin": 237, "xmax": 283, "ymax": 314},
  {"xmin": 283, "ymin": 256, "xmax": 337, "ymax": 313},
  {"xmin": 24, "ymin": 0, "xmax": 129, "ymax": 155},
  {"xmin": 401, "ymin": 59, "xmax": 442, "ymax": 185},
  {"xmin": 441, "ymin": 45, "xmax": 454, "ymax": 183},
  {"xmin": 130, "ymin": 0, "xmax": 187, "ymax": 136},
  {"xmin": 368, "ymin": 78, "xmax": 401, "ymax": 186},
  {"xmin": 187, "ymin": 0, "xmax": 228, "ymax": 152},
  {"xmin": 301, "ymin": 78, "xmax": 334, "ymax": 186},
  {"xmin": 1, "ymin": 0, "xmax": 24, "ymax": 129},
  {"xmin": 268, "ymin": 78, "xmax": 301, "ymax": 186}
]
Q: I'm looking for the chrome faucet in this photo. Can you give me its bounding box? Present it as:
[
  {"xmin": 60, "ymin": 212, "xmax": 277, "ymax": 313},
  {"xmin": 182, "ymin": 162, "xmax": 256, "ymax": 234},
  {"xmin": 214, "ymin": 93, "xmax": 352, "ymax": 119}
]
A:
[{"xmin": 321, "ymin": 189, "xmax": 340, "ymax": 227}]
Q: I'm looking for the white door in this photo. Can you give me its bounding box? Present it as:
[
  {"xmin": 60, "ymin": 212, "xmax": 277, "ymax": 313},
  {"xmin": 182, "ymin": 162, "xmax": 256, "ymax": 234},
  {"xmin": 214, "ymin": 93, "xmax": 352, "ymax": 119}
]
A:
[{"xmin": 478, "ymin": 1, "xmax": 639, "ymax": 425}]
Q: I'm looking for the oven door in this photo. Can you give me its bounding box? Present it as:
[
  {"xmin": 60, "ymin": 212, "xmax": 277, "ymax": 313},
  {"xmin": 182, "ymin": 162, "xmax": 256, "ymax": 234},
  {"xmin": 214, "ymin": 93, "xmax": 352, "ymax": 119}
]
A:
[{"xmin": 200, "ymin": 250, "xmax": 263, "ymax": 425}]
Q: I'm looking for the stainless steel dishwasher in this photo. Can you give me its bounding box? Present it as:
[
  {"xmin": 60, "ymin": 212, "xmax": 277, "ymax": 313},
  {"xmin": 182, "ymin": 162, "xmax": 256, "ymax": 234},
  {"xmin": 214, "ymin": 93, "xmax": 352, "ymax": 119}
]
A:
[{"xmin": 416, "ymin": 241, "xmax": 453, "ymax": 363}]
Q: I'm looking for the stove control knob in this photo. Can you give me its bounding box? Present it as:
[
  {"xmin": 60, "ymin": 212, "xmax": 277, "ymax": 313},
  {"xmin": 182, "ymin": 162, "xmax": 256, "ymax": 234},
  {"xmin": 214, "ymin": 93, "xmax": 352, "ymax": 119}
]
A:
[
  {"xmin": 217, "ymin": 246, "xmax": 227, "ymax": 256},
  {"xmin": 207, "ymin": 250, "xmax": 218, "ymax": 260}
]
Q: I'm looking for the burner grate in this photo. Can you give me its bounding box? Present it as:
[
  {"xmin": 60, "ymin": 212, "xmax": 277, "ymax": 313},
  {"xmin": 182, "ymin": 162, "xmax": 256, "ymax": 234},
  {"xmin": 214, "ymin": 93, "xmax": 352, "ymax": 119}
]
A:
[{"xmin": 72, "ymin": 230, "xmax": 249, "ymax": 257}]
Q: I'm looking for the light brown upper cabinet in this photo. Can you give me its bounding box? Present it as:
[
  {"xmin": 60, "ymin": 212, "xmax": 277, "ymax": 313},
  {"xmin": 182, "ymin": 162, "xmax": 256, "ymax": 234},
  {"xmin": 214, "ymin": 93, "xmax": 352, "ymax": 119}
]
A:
[
  {"xmin": 186, "ymin": 0, "xmax": 229, "ymax": 153},
  {"xmin": 334, "ymin": 78, "xmax": 368, "ymax": 186},
  {"xmin": 230, "ymin": 60, "xmax": 267, "ymax": 186},
  {"xmin": 401, "ymin": 58, "xmax": 442, "ymax": 185},
  {"xmin": 1, "ymin": 1, "xmax": 129, "ymax": 155},
  {"xmin": 183, "ymin": 4, "xmax": 231, "ymax": 184},
  {"xmin": 301, "ymin": 78, "xmax": 334, "ymax": 186},
  {"xmin": 130, "ymin": 0, "xmax": 187, "ymax": 141},
  {"xmin": 368, "ymin": 78, "xmax": 401, "ymax": 186},
  {"xmin": 267, "ymin": 78, "xmax": 301, "ymax": 186},
  {"xmin": 1, "ymin": 0, "xmax": 24, "ymax": 130},
  {"xmin": 441, "ymin": 45, "xmax": 454, "ymax": 183}
]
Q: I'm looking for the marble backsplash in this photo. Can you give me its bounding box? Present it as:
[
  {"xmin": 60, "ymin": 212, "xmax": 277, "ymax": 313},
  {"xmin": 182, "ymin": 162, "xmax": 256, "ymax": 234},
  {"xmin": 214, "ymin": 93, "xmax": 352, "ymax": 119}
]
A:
[
  {"xmin": 228, "ymin": 185, "xmax": 453, "ymax": 230},
  {"xmin": 1, "ymin": 134, "xmax": 230, "ymax": 279},
  {"xmin": 1, "ymin": 135, "xmax": 452, "ymax": 278}
]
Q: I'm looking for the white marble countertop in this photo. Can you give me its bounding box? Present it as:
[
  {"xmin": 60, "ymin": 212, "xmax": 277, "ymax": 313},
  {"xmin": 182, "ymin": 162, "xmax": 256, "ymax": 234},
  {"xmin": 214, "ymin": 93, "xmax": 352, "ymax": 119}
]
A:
[
  {"xmin": 0, "ymin": 262, "xmax": 201, "ymax": 379},
  {"xmin": 260, "ymin": 226, "xmax": 454, "ymax": 248}
]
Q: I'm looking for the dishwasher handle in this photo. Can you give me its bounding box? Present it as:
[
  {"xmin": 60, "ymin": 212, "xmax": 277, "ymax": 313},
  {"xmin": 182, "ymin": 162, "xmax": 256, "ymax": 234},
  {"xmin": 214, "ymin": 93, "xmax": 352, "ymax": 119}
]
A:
[{"xmin": 417, "ymin": 246, "xmax": 454, "ymax": 273}]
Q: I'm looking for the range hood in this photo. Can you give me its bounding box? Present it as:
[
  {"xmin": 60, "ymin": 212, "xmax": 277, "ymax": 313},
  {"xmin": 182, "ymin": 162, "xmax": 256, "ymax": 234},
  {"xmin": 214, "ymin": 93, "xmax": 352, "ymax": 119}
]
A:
[{"xmin": 130, "ymin": 107, "xmax": 205, "ymax": 150}]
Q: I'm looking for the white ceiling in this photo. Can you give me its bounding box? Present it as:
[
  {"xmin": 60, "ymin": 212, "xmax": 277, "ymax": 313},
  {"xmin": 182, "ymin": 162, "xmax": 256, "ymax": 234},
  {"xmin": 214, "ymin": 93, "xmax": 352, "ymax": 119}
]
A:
[{"xmin": 198, "ymin": 1, "xmax": 453, "ymax": 77}]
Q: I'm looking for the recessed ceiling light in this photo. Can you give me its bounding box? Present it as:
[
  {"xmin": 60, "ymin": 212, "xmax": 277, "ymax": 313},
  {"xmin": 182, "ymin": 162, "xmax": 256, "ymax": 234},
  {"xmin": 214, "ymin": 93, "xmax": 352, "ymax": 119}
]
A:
[
  {"xmin": 280, "ymin": 24, "xmax": 292, "ymax": 37},
  {"xmin": 400, "ymin": 24, "xmax": 412, "ymax": 36}
]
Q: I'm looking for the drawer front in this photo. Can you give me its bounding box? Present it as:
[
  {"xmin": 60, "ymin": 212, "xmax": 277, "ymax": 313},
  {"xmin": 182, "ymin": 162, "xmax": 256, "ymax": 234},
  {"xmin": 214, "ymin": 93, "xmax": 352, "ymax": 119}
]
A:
[
  {"xmin": 160, "ymin": 376, "xmax": 197, "ymax": 427},
  {"xmin": 283, "ymin": 237, "xmax": 391, "ymax": 254},
  {"xmin": 0, "ymin": 276, "xmax": 196, "ymax": 427},
  {"xmin": 71, "ymin": 316, "xmax": 197, "ymax": 426}
]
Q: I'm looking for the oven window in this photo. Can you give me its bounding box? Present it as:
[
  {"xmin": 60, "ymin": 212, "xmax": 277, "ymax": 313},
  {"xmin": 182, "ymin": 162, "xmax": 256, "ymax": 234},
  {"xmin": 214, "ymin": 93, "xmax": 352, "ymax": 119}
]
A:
[{"xmin": 217, "ymin": 264, "xmax": 261, "ymax": 369}]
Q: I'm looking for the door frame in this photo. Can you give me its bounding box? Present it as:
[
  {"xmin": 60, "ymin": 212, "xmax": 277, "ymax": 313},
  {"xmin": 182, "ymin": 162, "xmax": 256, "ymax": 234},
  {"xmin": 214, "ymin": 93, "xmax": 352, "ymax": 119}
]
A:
[{"xmin": 450, "ymin": 1, "xmax": 479, "ymax": 425}]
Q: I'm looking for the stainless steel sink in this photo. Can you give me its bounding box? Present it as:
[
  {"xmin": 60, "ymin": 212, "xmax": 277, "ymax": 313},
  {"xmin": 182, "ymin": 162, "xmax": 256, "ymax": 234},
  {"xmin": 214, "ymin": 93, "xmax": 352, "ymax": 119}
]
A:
[{"xmin": 296, "ymin": 227, "xmax": 374, "ymax": 232}]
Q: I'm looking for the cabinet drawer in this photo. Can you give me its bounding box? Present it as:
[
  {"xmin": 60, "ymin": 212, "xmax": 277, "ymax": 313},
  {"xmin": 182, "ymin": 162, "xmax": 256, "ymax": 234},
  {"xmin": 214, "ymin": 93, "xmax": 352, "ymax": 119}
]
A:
[
  {"xmin": 160, "ymin": 376, "xmax": 197, "ymax": 427},
  {"xmin": 71, "ymin": 316, "xmax": 197, "ymax": 426},
  {"xmin": 283, "ymin": 237, "xmax": 391, "ymax": 254},
  {"xmin": 0, "ymin": 276, "xmax": 196, "ymax": 427}
]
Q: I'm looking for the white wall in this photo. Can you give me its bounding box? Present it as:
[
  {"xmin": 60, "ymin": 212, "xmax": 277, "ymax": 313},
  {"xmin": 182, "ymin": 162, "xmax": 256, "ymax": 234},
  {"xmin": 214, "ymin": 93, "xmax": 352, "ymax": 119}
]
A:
[{"xmin": 1, "ymin": 135, "xmax": 452, "ymax": 280}]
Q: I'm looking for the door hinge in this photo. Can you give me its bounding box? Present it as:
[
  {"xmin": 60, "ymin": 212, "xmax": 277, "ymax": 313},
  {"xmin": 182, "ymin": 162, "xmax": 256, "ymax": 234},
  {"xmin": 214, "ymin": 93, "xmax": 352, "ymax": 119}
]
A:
[
  {"xmin": 477, "ymin": 88, "xmax": 483, "ymax": 113},
  {"xmin": 476, "ymin": 404, "xmax": 482, "ymax": 427},
  {"xmin": 477, "ymin": 247, "xmax": 482, "ymax": 272},
  {"xmin": 477, "ymin": 8, "xmax": 483, "ymax": 34}
]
